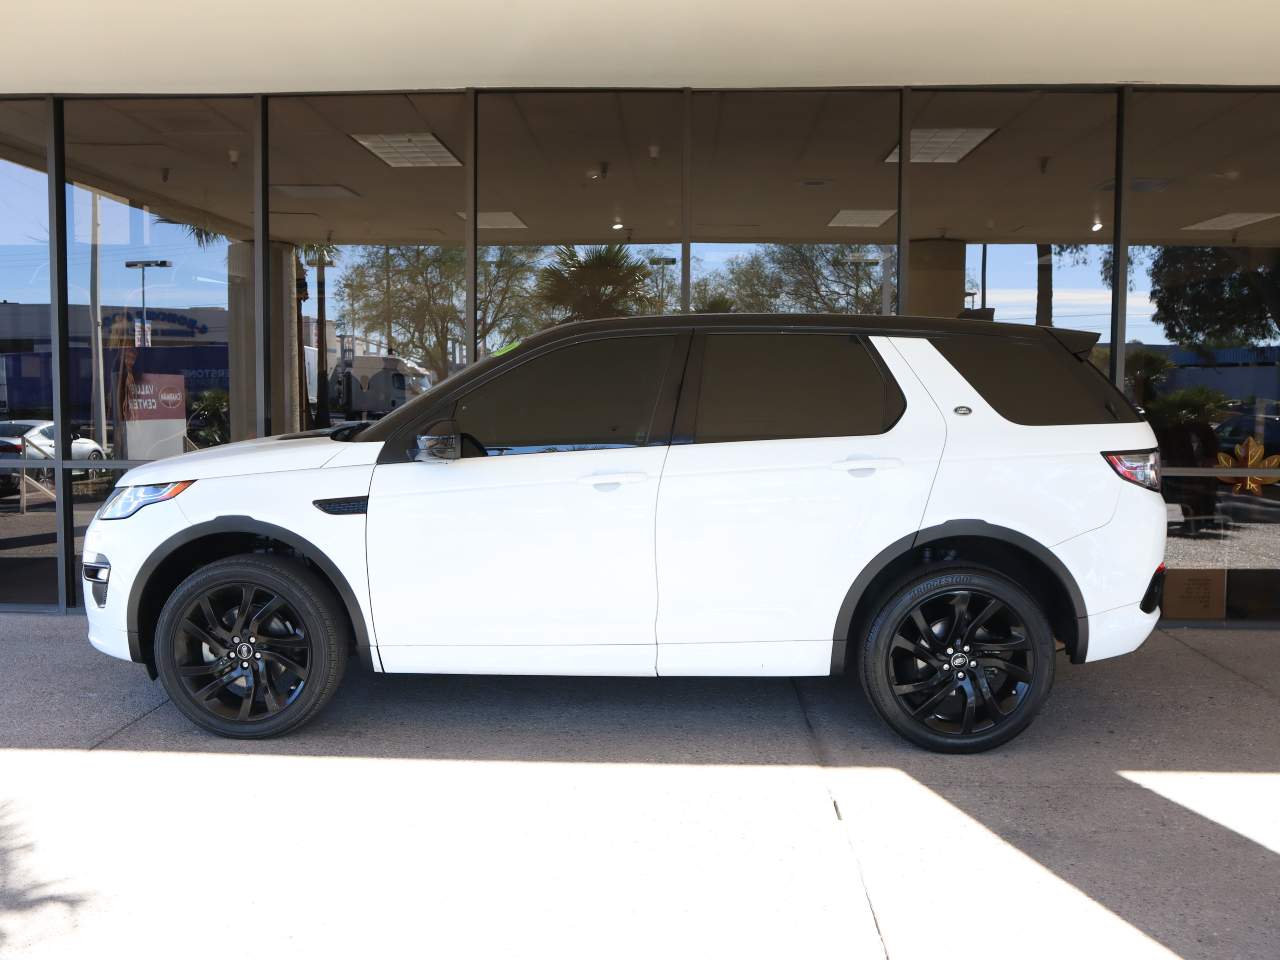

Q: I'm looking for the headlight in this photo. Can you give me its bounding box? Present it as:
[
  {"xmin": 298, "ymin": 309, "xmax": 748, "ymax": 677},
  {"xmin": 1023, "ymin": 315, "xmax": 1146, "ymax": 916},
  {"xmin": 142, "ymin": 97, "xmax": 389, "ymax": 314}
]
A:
[{"xmin": 98, "ymin": 481, "xmax": 195, "ymax": 520}]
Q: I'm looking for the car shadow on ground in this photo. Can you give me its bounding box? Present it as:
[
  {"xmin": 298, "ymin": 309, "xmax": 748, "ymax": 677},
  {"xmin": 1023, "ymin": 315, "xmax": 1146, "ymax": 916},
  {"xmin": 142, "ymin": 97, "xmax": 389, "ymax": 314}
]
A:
[{"xmin": 2, "ymin": 622, "xmax": 1277, "ymax": 959}]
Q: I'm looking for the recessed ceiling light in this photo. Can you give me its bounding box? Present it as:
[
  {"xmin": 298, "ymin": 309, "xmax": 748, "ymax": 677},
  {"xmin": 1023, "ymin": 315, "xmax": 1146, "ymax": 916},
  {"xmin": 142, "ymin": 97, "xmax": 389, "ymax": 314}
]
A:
[
  {"xmin": 885, "ymin": 128, "xmax": 996, "ymax": 164},
  {"xmin": 1181, "ymin": 212, "xmax": 1280, "ymax": 231},
  {"xmin": 611, "ymin": 222, "xmax": 626, "ymax": 231},
  {"xmin": 1091, "ymin": 220, "xmax": 1104, "ymax": 232},
  {"xmin": 272, "ymin": 184, "xmax": 360, "ymax": 199},
  {"xmin": 454, "ymin": 211, "xmax": 527, "ymax": 229},
  {"xmin": 828, "ymin": 209, "xmax": 896, "ymax": 228},
  {"xmin": 352, "ymin": 133, "xmax": 461, "ymax": 168}
]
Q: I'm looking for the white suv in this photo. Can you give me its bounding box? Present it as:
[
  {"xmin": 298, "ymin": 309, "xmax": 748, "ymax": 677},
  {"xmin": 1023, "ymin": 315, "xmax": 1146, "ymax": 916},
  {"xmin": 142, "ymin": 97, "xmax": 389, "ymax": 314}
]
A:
[{"xmin": 82, "ymin": 315, "xmax": 1166, "ymax": 752}]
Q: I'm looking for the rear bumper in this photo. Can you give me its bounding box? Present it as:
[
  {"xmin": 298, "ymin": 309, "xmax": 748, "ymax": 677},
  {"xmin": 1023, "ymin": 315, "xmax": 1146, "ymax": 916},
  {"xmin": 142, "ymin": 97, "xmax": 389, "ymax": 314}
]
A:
[{"xmin": 1083, "ymin": 601, "xmax": 1160, "ymax": 662}]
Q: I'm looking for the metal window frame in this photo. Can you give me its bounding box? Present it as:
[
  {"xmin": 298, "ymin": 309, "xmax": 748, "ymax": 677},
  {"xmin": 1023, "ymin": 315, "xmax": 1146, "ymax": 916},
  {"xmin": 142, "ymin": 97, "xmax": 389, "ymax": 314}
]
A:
[{"xmin": 6, "ymin": 81, "xmax": 1244, "ymax": 613}]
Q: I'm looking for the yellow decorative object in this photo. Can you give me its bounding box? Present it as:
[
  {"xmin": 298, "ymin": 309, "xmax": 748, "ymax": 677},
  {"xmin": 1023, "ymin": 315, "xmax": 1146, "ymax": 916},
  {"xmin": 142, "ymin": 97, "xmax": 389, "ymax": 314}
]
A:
[{"xmin": 1216, "ymin": 435, "xmax": 1280, "ymax": 496}]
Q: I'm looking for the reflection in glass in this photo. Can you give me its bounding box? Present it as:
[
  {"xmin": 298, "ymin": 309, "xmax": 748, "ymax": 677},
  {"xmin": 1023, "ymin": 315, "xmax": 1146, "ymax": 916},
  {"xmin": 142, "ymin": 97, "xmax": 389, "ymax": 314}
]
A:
[
  {"xmin": 692, "ymin": 92, "xmax": 899, "ymax": 315},
  {"xmin": 1121, "ymin": 93, "xmax": 1280, "ymax": 591},
  {"xmin": 273, "ymin": 94, "xmax": 468, "ymax": 426},
  {"xmin": 478, "ymin": 91, "xmax": 684, "ymax": 344},
  {"xmin": 907, "ymin": 91, "xmax": 1115, "ymax": 351},
  {"xmin": 64, "ymin": 98, "xmax": 256, "ymax": 457},
  {"xmin": 0, "ymin": 99, "xmax": 56, "ymax": 603}
]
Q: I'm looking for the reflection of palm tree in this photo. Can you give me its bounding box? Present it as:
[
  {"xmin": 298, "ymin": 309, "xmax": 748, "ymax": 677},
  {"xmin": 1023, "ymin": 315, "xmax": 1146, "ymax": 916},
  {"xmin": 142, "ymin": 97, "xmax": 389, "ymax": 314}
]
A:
[{"xmin": 535, "ymin": 245, "xmax": 651, "ymax": 322}]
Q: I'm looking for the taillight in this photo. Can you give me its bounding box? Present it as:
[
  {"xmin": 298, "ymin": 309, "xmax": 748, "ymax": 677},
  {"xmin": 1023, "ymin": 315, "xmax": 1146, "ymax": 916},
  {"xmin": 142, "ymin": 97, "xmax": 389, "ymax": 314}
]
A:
[
  {"xmin": 0, "ymin": 441, "xmax": 19, "ymax": 453},
  {"xmin": 1103, "ymin": 448, "xmax": 1161, "ymax": 491}
]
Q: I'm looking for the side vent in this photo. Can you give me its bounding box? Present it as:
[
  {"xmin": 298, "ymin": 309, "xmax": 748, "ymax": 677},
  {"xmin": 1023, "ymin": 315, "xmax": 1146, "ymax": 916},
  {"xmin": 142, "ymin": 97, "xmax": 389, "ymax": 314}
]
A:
[{"xmin": 313, "ymin": 496, "xmax": 369, "ymax": 516}]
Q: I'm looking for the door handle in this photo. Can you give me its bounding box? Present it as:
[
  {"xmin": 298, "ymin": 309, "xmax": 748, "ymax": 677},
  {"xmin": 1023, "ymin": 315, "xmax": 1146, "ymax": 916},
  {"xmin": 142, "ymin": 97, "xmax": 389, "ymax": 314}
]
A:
[
  {"xmin": 830, "ymin": 457, "xmax": 903, "ymax": 475},
  {"xmin": 578, "ymin": 472, "xmax": 648, "ymax": 491}
]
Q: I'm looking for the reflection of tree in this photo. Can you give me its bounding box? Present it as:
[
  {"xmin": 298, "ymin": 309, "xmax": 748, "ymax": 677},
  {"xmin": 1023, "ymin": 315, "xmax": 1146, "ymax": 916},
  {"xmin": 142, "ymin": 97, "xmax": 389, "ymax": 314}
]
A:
[
  {"xmin": 535, "ymin": 245, "xmax": 651, "ymax": 321},
  {"xmin": 693, "ymin": 244, "xmax": 889, "ymax": 314},
  {"xmin": 1145, "ymin": 386, "xmax": 1229, "ymax": 427},
  {"xmin": 1149, "ymin": 247, "xmax": 1280, "ymax": 348},
  {"xmin": 337, "ymin": 245, "xmax": 551, "ymax": 378},
  {"xmin": 1124, "ymin": 346, "xmax": 1174, "ymax": 407}
]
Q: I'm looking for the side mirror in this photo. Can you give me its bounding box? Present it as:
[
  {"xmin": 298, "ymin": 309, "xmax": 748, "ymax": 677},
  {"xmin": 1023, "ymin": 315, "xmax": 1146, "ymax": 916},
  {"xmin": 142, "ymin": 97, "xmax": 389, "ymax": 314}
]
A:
[{"xmin": 415, "ymin": 422, "xmax": 460, "ymax": 462}]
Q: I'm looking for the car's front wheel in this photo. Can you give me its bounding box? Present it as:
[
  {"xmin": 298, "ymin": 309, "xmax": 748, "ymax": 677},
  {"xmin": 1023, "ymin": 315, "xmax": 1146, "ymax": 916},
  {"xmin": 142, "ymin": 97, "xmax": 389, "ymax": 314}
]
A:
[
  {"xmin": 859, "ymin": 565, "xmax": 1055, "ymax": 753},
  {"xmin": 155, "ymin": 555, "xmax": 349, "ymax": 738}
]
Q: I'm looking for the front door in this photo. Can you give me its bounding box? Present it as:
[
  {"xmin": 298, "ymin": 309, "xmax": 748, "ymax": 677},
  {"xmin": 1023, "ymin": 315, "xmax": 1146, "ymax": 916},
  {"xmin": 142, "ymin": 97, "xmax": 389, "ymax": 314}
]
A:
[
  {"xmin": 367, "ymin": 333, "xmax": 684, "ymax": 675},
  {"xmin": 655, "ymin": 332, "xmax": 946, "ymax": 676}
]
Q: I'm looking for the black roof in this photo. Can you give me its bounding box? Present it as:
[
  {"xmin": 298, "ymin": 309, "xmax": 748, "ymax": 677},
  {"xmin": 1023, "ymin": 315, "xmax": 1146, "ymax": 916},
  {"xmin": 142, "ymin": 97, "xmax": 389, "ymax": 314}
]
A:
[{"xmin": 520, "ymin": 312, "xmax": 1099, "ymax": 356}]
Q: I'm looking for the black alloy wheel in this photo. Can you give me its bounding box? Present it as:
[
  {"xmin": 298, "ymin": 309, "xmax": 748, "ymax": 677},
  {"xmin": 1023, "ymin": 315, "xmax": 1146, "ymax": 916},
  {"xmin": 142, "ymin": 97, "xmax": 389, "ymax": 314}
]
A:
[
  {"xmin": 860, "ymin": 566, "xmax": 1055, "ymax": 753},
  {"xmin": 173, "ymin": 583, "xmax": 313, "ymax": 722},
  {"xmin": 156, "ymin": 555, "xmax": 348, "ymax": 738}
]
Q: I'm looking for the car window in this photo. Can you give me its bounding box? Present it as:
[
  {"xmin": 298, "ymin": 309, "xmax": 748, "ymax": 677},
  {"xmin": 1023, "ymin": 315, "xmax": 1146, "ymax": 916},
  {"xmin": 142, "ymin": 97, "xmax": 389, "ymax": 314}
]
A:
[
  {"xmin": 453, "ymin": 335, "xmax": 677, "ymax": 456},
  {"xmin": 40, "ymin": 426, "xmax": 55, "ymax": 440},
  {"xmin": 692, "ymin": 333, "xmax": 904, "ymax": 443},
  {"xmin": 931, "ymin": 334, "xmax": 1141, "ymax": 426}
]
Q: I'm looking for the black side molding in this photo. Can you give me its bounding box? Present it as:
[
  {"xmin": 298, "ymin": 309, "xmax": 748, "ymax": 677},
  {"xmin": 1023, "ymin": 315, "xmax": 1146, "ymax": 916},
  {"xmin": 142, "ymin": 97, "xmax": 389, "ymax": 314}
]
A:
[
  {"xmin": 830, "ymin": 519, "xmax": 1091, "ymax": 673},
  {"xmin": 126, "ymin": 516, "xmax": 377, "ymax": 672},
  {"xmin": 314, "ymin": 496, "xmax": 369, "ymax": 515}
]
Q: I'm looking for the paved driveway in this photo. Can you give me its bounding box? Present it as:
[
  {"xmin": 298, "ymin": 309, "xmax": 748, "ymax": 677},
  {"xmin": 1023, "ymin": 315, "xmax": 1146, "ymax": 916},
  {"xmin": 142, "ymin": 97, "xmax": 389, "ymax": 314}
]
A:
[{"xmin": 1, "ymin": 615, "xmax": 1277, "ymax": 959}]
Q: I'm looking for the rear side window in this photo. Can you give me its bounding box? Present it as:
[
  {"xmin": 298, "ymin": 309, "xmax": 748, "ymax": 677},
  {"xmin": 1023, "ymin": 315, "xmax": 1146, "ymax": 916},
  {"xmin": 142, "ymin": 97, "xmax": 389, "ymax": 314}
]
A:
[
  {"xmin": 454, "ymin": 335, "xmax": 676, "ymax": 455},
  {"xmin": 692, "ymin": 333, "xmax": 904, "ymax": 443},
  {"xmin": 931, "ymin": 334, "xmax": 1140, "ymax": 426}
]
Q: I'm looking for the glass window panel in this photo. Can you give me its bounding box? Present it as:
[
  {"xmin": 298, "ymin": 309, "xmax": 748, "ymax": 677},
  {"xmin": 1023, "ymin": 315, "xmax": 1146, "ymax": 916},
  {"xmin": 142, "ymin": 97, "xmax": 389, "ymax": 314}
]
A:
[
  {"xmin": 694, "ymin": 333, "xmax": 900, "ymax": 443},
  {"xmin": 1125, "ymin": 92, "xmax": 1280, "ymax": 617},
  {"xmin": 64, "ymin": 98, "xmax": 255, "ymax": 458},
  {"xmin": 691, "ymin": 91, "xmax": 899, "ymax": 316},
  {"xmin": 907, "ymin": 91, "xmax": 1116, "ymax": 374},
  {"xmin": 478, "ymin": 91, "xmax": 684, "ymax": 349},
  {"xmin": 273, "ymin": 93, "xmax": 467, "ymax": 426},
  {"xmin": 454, "ymin": 335, "xmax": 676, "ymax": 455},
  {"xmin": 0, "ymin": 99, "xmax": 56, "ymax": 604}
]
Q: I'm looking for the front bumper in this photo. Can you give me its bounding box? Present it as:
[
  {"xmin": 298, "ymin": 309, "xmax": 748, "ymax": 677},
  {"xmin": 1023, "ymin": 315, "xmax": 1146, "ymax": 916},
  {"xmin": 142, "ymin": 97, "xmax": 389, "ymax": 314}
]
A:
[{"xmin": 82, "ymin": 498, "xmax": 191, "ymax": 664}]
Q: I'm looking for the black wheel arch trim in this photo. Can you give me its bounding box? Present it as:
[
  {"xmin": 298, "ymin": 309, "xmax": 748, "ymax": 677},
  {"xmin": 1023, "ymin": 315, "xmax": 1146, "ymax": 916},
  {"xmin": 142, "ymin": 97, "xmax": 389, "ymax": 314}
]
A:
[
  {"xmin": 126, "ymin": 516, "xmax": 376, "ymax": 673},
  {"xmin": 830, "ymin": 519, "xmax": 1090, "ymax": 674}
]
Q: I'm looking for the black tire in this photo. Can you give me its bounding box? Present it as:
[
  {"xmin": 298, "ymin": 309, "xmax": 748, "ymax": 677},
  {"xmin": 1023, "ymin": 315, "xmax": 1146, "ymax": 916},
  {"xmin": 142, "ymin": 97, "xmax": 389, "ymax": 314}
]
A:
[
  {"xmin": 858, "ymin": 564, "xmax": 1055, "ymax": 753},
  {"xmin": 155, "ymin": 554, "xmax": 349, "ymax": 738}
]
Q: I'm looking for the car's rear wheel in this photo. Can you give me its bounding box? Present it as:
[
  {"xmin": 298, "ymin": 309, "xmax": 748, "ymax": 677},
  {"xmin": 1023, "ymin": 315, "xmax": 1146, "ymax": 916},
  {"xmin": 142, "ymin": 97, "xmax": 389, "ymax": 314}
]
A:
[
  {"xmin": 859, "ymin": 565, "xmax": 1055, "ymax": 753},
  {"xmin": 155, "ymin": 554, "xmax": 348, "ymax": 738}
]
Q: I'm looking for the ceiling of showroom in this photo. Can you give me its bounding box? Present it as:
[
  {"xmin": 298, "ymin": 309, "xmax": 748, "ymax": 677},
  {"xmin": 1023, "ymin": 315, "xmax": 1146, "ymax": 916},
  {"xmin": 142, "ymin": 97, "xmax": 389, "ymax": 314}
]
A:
[{"xmin": 2, "ymin": 88, "xmax": 1279, "ymax": 248}]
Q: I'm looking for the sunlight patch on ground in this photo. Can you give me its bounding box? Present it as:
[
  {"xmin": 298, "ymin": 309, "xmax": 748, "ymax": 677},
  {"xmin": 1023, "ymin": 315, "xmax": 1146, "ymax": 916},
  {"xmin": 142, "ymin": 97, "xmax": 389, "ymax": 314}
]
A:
[
  {"xmin": 825, "ymin": 767, "xmax": 1181, "ymax": 960},
  {"xmin": 1119, "ymin": 771, "xmax": 1280, "ymax": 855}
]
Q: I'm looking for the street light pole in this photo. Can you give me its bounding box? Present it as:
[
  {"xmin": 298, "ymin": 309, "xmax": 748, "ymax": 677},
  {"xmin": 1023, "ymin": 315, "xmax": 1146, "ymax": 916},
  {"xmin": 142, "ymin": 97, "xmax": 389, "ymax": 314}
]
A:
[{"xmin": 124, "ymin": 259, "xmax": 172, "ymax": 347}]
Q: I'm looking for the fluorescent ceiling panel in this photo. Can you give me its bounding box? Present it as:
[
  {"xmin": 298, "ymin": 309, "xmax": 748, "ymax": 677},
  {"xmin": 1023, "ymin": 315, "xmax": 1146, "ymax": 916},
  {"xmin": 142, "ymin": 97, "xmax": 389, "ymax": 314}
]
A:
[
  {"xmin": 827, "ymin": 208, "xmax": 896, "ymax": 228},
  {"xmin": 885, "ymin": 128, "xmax": 996, "ymax": 163},
  {"xmin": 272, "ymin": 184, "xmax": 360, "ymax": 199},
  {"xmin": 1181, "ymin": 212, "xmax": 1280, "ymax": 231},
  {"xmin": 352, "ymin": 132, "xmax": 461, "ymax": 168},
  {"xmin": 455, "ymin": 211, "xmax": 527, "ymax": 229}
]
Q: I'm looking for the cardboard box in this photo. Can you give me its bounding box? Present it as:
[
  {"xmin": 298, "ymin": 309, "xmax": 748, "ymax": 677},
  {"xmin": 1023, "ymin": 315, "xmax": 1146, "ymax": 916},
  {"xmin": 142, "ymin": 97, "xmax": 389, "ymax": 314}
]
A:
[{"xmin": 1161, "ymin": 568, "xmax": 1227, "ymax": 620}]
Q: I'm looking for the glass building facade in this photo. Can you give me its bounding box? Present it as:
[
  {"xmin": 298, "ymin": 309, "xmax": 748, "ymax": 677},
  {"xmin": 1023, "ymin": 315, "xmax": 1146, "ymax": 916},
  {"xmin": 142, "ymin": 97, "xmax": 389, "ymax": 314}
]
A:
[{"xmin": 1, "ymin": 89, "xmax": 1278, "ymax": 616}]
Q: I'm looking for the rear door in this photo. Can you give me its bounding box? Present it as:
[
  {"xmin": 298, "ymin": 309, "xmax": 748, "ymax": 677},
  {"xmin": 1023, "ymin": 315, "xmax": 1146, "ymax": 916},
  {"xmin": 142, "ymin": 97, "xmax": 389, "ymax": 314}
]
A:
[{"xmin": 654, "ymin": 331, "xmax": 945, "ymax": 676}]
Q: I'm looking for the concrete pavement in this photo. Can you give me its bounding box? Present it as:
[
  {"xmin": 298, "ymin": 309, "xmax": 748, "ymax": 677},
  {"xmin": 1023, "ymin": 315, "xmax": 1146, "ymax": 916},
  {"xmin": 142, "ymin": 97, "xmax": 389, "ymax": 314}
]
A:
[{"xmin": 1, "ymin": 614, "xmax": 1277, "ymax": 959}]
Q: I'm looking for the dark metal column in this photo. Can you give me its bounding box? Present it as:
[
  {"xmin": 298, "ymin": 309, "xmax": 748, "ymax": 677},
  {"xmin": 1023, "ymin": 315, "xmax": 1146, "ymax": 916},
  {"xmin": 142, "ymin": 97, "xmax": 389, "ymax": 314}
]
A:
[
  {"xmin": 1109, "ymin": 87, "xmax": 1131, "ymax": 389},
  {"xmin": 253, "ymin": 95, "xmax": 272, "ymax": 436},
  {"xmin": 464, "ymin": 88, "xmax": 478, "ymax": 365},
  {"xmin": 681, "ymin": 88, "xmax": 692, "ymax": 313},
  {"xmin": 46, "ymin": 97, "xmax": 75, "ymax": 608},
  {"xmin": 896, "ymin": 88, "xmax": 911, "ymax": 315}
]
